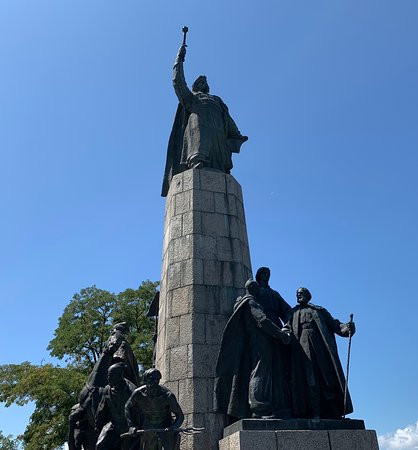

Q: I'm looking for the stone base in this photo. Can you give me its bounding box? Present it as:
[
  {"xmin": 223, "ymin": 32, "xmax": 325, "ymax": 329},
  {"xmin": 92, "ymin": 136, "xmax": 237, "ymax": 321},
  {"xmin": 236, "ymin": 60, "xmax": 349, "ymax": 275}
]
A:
[
  {"xmin": 219, "ymin": 429, "xmax": 379, "ymax": 450},
  {"xmin": 223, "ymin": 419, "xmax": 366, "ymax": 437}
]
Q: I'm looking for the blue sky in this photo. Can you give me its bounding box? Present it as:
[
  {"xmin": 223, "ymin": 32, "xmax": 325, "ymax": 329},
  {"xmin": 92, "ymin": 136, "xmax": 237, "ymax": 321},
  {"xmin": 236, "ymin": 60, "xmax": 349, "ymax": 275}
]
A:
[{"xmin": 0, "ymin": 0, "xmax": 417, "ymax": 447}]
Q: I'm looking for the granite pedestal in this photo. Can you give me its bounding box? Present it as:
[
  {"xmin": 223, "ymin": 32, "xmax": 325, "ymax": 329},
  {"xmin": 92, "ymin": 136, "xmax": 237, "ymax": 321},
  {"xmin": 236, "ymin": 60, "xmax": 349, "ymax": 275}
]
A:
[
  {"xmin": 155, "ymin": 169, "xmax": 252, "ymax": 449},
  {"xmin": 219, "ymin": 419, "xmax": 379, "ymax": 450}
]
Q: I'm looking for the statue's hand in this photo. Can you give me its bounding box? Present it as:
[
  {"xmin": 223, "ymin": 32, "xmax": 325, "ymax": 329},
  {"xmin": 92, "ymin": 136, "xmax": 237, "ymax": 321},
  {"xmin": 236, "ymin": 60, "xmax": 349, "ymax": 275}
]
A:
[
  {"xmin": 279, "ymin": 330, "xmax": 291, "ymax": 345},
  {"xmin": 346, "ymin": 321, "xmax": 356, "ymax": 335},
  {"xmin": 176, "ymin": 44, "xmax": 187, "ymax": 63}
]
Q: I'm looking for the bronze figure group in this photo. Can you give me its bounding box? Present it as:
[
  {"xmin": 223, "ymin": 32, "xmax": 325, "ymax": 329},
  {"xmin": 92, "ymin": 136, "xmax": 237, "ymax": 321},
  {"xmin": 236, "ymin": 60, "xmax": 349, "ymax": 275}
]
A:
[
  {"xmin": 68, "ymin": 324, "xmax": 184, "ymax": 450},
  {"xmin": 215, "ymin": 268, "xmax": 355, "ymax": 422}
]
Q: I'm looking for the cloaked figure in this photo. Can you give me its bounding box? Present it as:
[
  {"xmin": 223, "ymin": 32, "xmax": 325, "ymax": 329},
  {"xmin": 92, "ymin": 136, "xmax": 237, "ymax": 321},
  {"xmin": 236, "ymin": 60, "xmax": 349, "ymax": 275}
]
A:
[
  {"xmin": 285, "ymin": 287, "xmax": 355, "ymax": 419},
  {"xmin": 161, "ymin": 43, "xmax": 248, "ymax": 196},
  {"xmin": 214, "ymin": 278, "xmax": 292, "ymax": 421}
]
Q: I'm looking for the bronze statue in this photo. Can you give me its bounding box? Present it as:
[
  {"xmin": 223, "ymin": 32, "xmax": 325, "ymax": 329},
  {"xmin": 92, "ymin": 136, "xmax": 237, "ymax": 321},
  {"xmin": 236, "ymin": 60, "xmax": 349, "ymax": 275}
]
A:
[
  {"xmin": 285, "ymin": 287, "xmax": 356, "ymax": 419},
  {"xmin": 214, "ymin": 276, "xmax": 292, "ymax": 420},
  {"xmin": 109, "ymin": 322, "xmax": 141, "ymax": 387},
  {"xmin": 68, "ymin": 323, "xmax": 140, "ymax": 449},
  {"xmin": 95, "ymin": 363, "xmax": 136, "ymax": 449},
  {"xmin": 162, "ymin": 27, "xmax": 248, "ymax": 196},
  {"xmin": 124, "ymin": 368, "xmax": 184, "ymax": 449}
]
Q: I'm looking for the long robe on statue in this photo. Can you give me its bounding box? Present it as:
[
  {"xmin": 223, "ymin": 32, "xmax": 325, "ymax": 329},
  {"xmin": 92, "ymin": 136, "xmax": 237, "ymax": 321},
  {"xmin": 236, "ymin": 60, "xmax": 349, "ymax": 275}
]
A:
[
  {"xmin": 286, "ymin": 304, "xmax": 353, "ymax": 418},
  {"xmin": 214, "ymin": 293, "xmax": 291, "ymax": 420}
]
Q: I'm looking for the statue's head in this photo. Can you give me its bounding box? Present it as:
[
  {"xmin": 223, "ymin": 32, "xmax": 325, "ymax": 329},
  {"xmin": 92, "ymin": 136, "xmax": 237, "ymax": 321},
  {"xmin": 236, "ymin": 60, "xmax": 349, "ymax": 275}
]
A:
[
  {"xmin": 245, "ymin": 279, "xmax": 260, "ymax": 297},
  {"xmin": 108, "ymin": 362, "xmax": 125, "ymax": 387},
  {"xmin": 143, "ymin": 368, "xmax": 162, "ymax": 391},
  {"xmin": 256, "ymin": 267, "xmax": 270, "ymax": 284},
  {"xmin": 112, "ymin": 322, "xmax": 129, "ymax": 335},
  {"xmin": 192, "ymin": 75, "xmax": 209, "ymax": 93},
  {"xmin": 296, "ymin": 287, "xmax": 312, "ymax": 305}
]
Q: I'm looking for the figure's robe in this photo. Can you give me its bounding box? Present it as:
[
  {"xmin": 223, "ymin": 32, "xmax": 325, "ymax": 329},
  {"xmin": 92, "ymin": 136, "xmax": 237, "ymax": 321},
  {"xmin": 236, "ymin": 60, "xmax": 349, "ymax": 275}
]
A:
[
  {"xmin": 95, "ymin": 379, "xmax": 136, "ymax": 449},
  {"xmin": 286, "ymin": 304, "xmax": 353, "ymax": 418},
  {"xmin": 214, "ymin": 294, "xmax": 291, "ymax": 420}
]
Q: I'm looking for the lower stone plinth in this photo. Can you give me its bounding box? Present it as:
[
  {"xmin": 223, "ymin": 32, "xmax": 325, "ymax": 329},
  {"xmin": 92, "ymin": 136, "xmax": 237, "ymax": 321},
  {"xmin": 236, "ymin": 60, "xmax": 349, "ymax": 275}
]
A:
[
  {"xmin": 223, "ymin": 418, "xmax": 366, "ymax": 436},
  {"xmin": 220, "ymin": 427, "xmax": 379, "ymax": 450}
]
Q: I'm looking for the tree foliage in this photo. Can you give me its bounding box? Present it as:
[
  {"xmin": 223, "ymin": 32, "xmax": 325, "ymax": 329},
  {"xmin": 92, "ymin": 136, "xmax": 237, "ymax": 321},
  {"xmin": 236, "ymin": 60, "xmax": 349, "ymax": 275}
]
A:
[
  {"xmin": 0, "ymin": 280, "xmax": 158, "ymax": 449},
  {"xmin": 0, "ymin": 363, "xmax": 85, "ymax": 449},
  {"xmin": 47, "ymin": 286, "xmax": 117, "ymax": 368},
  {"xmin": 0, "ymin": 431, "xmax": 20, "ymax": 450}
]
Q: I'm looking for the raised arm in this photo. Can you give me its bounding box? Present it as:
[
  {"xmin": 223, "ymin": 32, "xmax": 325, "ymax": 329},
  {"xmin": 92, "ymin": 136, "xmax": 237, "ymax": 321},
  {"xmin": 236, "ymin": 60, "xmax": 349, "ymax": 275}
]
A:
[{"xmin": 173, "ymin": 45, "xmax": 193, "ymax": 110}]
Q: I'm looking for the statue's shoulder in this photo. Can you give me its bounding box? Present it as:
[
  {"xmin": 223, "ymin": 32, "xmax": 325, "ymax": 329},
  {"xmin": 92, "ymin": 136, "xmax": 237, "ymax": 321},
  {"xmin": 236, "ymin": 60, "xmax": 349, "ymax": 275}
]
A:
[
  {"xmin": 159, "ymin": 385, "xmax": 172, "ymax": 395},
  {"xmin": 134, "ymin": 385, "xmax": 147, "ymax": 396},
  {"xmin": 125, "ymin": 379, "xmax": 137, "ymax": 392},
  {"xmin": 309, "ymin": 304, "xmax": 331, "ymax": 318},
  {"xmin": 233, "ymin": 294, "xmax": 253, "ymax": 313},
  {"xmin": 309, "ymin": 303, "xmax": 325, "ymax": 311}
]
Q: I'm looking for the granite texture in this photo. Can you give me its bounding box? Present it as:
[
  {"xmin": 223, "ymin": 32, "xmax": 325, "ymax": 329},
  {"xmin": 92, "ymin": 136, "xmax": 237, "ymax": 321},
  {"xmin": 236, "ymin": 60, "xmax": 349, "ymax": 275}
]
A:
[
  {"xmin": 156, "ymin": 169, "xmax": 252, "ymax": 449},
  {"xmin": 219, "ymin": 429, "xmax": 379, "ymax": 450},
  {"xmin": 223, "ymin": 418, "xmax": 366, "ymax": 437}
]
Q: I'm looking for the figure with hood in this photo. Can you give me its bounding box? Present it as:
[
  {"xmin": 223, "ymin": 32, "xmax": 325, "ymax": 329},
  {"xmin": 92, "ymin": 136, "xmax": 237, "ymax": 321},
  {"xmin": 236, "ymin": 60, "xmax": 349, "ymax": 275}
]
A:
[
  {"xmin": 214, "ymin": 278, "xmax": 292, "ymax": 421},
  {"xmin": 161, "ymin": 43, "xmax": 248, "ymax": 196},
  {"xmin": 285, "ymin": 287, "xmax": 356, "ymax": 419}
]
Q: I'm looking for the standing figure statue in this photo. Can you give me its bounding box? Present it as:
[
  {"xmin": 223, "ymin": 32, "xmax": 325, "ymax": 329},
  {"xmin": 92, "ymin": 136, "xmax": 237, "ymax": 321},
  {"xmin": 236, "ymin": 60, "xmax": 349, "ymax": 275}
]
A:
[
  {"xmin": 124, "ymin": 368, "xmax": 184, "ymax": 450},
  {"xmin": 162, "ymin": 28, "xmax": 248, "ymax": 196},
  {"xmin": 285, "ymin": 287, "xmax": 356, "ymax": 419},
  {"xmin": 95, "ymin": 363, "xmax": 136, "ymax": 449},
  {"xmin": 214, "ymin": 277, "xmax": 292, "ymax": 421}
]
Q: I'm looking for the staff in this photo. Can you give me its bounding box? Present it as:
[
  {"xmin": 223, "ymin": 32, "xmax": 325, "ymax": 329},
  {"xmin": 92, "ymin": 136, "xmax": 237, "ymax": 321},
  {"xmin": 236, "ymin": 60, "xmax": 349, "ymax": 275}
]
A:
[{"xmin": 343, "ymin": 313, "xmax": 354, "ymax": 418}]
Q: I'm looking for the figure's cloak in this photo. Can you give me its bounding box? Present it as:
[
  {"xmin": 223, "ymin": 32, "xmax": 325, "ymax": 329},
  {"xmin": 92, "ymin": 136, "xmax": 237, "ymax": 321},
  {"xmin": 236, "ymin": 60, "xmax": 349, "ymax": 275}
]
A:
[
  {"xmin": 287, "ymin": 304, "xmax": 353, "ymax": 416},
  {"xmin": 161, "ymin": 99, "xmax": 247, "ymax": 197},
  {"xmin": 213, "ymin": 295, "xmax": 253, "ymax": 420}
]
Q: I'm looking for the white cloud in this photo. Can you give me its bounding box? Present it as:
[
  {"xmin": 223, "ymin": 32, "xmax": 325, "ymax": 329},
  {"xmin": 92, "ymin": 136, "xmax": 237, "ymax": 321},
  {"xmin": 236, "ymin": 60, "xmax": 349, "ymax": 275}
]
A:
[{"xmin": 379, "ymin": 422, "xmax": 418, "ymax": 450}]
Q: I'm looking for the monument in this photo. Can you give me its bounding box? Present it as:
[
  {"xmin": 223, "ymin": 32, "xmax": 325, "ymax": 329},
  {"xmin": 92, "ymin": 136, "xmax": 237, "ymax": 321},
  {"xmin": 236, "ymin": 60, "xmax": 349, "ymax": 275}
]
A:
[
  {"xmin": 155, "ymin": 28, "xmax": 252, "ymax": 449},
  {"xmin": 68, "ymin": 27, "xmax": 379, "ymax": 450},
  {"xmin": 156, "ymin": 28, "xmax": 379, "ymax": 450}
]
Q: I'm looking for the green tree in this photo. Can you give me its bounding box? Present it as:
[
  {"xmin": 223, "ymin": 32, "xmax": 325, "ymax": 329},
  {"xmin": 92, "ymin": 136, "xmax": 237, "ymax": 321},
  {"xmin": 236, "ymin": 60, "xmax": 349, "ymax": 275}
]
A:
[
  {"xmin": 0, "ymin": 363, "xmax": 85, "ymax": 450},
  {"xmin": 47, "ymin": 286, "xmax": 117, "ymax": 369},
  {"xmin": 0, "ymin": 431, "xmax": 20, "ymax": 450},
  {"xmin": 0, "ymin": 280, "xmax": 158, "ymax": 449}
]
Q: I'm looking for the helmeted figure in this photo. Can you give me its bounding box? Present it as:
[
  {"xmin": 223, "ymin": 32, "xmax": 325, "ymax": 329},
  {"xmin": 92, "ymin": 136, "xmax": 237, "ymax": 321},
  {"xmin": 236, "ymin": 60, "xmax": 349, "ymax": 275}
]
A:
[
  {"xmin": 285, "ymin": 287, "xmax": 355, "ymax": 419},
  {"xmin": 161, "ymin": 44, "xmax": 248, "ymax": 196},
  {"xmin": 125, "ymin": 368, "xmax": 184, "ymax": 450},
  {"xmin": 95, "ymin": 363, "xmax": 136, "ymax": 450},
  {"xmin": 214, "ymin": 277, "xmax": 292, "ymax": 421}
]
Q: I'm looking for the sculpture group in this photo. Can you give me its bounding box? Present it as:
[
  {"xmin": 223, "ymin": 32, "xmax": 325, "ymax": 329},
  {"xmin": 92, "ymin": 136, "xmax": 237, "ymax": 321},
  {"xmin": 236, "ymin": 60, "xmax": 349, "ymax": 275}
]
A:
[
  {"xmin": 68, "ymin": 273, "xmax": 356, "ymax": 448},
  {"xmin": 68, "ymin": 323, "xmax": 185, "ymax": 450},
  {"xmin": 67, "ymin": 29, "xmax": 358, "ymax": 449},
  {"xmin": 214, "ymin": 268, "xmax": 355, "ymax": 423}
]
